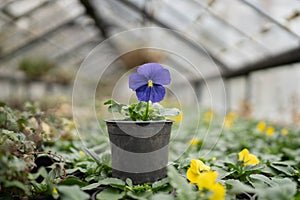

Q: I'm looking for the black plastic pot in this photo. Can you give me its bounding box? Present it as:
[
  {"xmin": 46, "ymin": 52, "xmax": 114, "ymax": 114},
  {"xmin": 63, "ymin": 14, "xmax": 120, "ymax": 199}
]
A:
[{"xmin": 105, "ymin": 120, "xmax": 173, "ymax": 185}]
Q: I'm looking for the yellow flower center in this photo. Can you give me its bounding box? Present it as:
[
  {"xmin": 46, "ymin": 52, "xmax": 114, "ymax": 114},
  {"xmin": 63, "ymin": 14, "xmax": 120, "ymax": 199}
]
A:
[{"xmin": 148, "ymin": 80, "xmax": 153, "ymax": 87}]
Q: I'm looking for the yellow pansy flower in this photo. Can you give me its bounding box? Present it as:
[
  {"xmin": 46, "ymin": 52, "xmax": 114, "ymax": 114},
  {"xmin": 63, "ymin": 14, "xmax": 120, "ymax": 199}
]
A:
[
  {"xmin": 256, "ymin": 121, "xmax": 266, "ymax": 132},
  {"xmin": 226, "ymin": 112, "xmax": 238, "ymax": 121},
  {"xmin": 189, "ymin": 138, "xmax": 199, "ymax": 146},
  {"xmin": 203, "ymin": 110, "xmax": 214, "ymax": 122},
  {"xmin": 197, "ymin": 171, "xmax": 225, "ymax": 200},
  {"xmin": 224, "ymin": 119, "xmax": 233, "ymax": 129},
  {"xmin": 52, "ymin": 187, "xmax": 58, "ymax": 194},
  {"xmin": 224, "ymin": 111, "xmax": 238, "ymax": 129},
  {"xmin": 207, "ymin": 182, "xmax": 226, "ymax": 200},
  {"xmin": 186, "ymin": 159, "xmax": 210, "ymax": 184},
  {"xmin": 281, "ymin": 128, "xmax": 288, "ymax": 136},
  {"xmin": 197, "ymin": 171, "xmax": 217, "ymax": 189},
  {"xmin": 238, "ymin": 149, "xmax": 259, "ymax": 166},
  {"xmin": 265, "ymin": 126, "xmax": 275, "ymax": 137}
]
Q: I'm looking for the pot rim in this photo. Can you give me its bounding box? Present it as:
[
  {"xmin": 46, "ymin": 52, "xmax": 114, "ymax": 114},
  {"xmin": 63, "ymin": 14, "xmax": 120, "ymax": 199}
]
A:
[{"xmin": 104, "ymin": 119, "xmax": 174, "ymax": 124}]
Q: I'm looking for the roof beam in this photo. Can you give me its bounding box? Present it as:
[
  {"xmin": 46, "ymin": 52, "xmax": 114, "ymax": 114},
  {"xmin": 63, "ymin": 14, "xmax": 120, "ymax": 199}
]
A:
[
  {"xmin": 0, "ymin": 13, "xmax": 83, "ymax": 63},
  {"xmin": 197, "ymin": 47, "xmax": 300, "ymax": 81},
  {"xmin": 116, "ymin": 0, "xmax": 231, "ymax": 73},
  {"xmin": 192, "ymin": 0, "xmax": 271, "ymax": 53},
  {"xmin": 79, "ymin": 0, "xmax": 110, "ymax": 38},
  {"xmin": 55, "ymin": 38, "xmax": 100, "ymax": 62},
  {"xmin": 223, "ymin": 47, "xmax": 300, "ymax": 78},
  {"xmin": 2, "ymin": 0, "xmax": 56, "ymax": 23},
  {"xmin": 239, "ymin": 0, "xmax": 300, "ymax": 41}
]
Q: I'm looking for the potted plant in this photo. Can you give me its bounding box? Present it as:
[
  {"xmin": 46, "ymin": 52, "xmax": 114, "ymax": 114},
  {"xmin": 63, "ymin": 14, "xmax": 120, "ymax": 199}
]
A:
[{"xmin": 104, "ymin": 63, "xmax": 180, "ymax": 184}]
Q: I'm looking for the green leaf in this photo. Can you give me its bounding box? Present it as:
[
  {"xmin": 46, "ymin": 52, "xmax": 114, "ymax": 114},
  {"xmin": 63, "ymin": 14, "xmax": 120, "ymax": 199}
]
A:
[
  {"xmin": 151, "ymin": 193, "xmax": 174, "ymax": 200},
  {"xmin": 126, "ymin": 178, "xmax": 133, "ymax": 188},
  {"xmin": 243, "ymin": 164, "xmax": 264, "ymax": 171},
  {"xmin": 249, "ymin": 174, "xmax": 274, "ymax": 187},
  {"xmin": 160, "ymin": 108, "xmax": 180, "ymax": 116},
  {"xmin": 256, "ymin": 178, "xmax": 296, "ymax": 200},
  {"xmin": 167, "ymin": 166, "xmax": 197, "ymax": 200},
  {"xmin": 59, "ymin": 176, "xmax": 88, "ymax": 187},
  {"xmin": 28, "ymin": 167, "xmax": 48, "ymax": 180},
  {"xmin": 270, "ymin": 163, "xmax": 295, "ymax": 176},
  {"xmin": 126, "ymin": 190, "xmax": 153, "ymax": 200},
  {"xmin": 104, "ymin": 100, "xmax": 118, "ymax": 105},
  {"xmin": 0, "ymin": 102, "xmax": 6, "ymax": 107},
  {"xmin": 4, "ymin": 180, "xmax": 29, "ymax": 194},
  {"xmin": 82, "ymin": 147, "xmax": 102, "ymax": 165},
  {"xmin": 225, "ymin": 179, "xmax": 255, "ymax": 194},
  {"xmin": 82, "ymin": 178, "xmax": 126, "ymax": 190},
  {"xmin": 98, "ymin": 178, "xmax": 126, "ymax": 188},
  {"xmin": 96, "ymin": 188, "xmax": 125, "ymax": 200},
  {"xmin": 57, "ymin": 185, "xmax": 89, "ymax": 200},
  {"xmin": 151, "ymin": 177, "xmax": 169, "ymax": 191},
  {"xmin": 81, "ymin": 182, "xmax": 101, "ymax": 190}
]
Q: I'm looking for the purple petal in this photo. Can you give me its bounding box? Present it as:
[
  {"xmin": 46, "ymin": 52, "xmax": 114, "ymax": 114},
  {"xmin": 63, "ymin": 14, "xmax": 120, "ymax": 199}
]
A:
[
  {"xmin": 149, "ymin": 84, "xmax": 166, "ymax": 103},
  {"xmin": 129, "ymin": 73, "xmax": 148, "ymax": 90},
  {"xmin": 136, "ymin": 85, "xmax": 151, "ymax": 102},
  {"xmin": 136, "ymin": 84, "xmax": 166, "ymax": 103},
  {"xmin": 137, "ymin": 63, "xmax": 171, "ymax": 85}
]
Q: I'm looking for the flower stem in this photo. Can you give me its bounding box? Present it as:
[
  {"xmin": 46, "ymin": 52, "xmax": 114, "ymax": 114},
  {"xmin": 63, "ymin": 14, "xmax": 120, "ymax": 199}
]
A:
[{"xmin": 143, "ymin": 101, "xmax": 150, "ymax": 121}]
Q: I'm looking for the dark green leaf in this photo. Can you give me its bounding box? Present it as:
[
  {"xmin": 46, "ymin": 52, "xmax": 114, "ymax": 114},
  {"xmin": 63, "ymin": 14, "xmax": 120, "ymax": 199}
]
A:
[
  {"xmin": 57, "ymin": 185, "xmax": 89, "ymax": 200},
  {"xmin": 126, "ymin": 190, "xmax": 152, "ymax": 200},
  {"xmin": 4, "ymin": 180, "xmax": 29, "ymax": 194},
  {"xmin": 59, "ymin": 176, "xmax": 88, "ymax": 187},
  {"xmin": 270, "ymin": 163, "xmax": 295, "ymax": 176},
  {"xmin": 152, "ymin": 177, "xmax": 169, "ymax": 191},
  {"xmin": 225, "ymin": 179, "xmax": 255, "ymax": 194},
  {"xmin": 81, "ymin": 182, "xmax": 101, "ymax": 190},
  {"xmin": 104, "ymin": 100, "xmax": 118, "ymax": 105},
  {"xmin": 96, "ymin": 188, "xmax": 125, "ymax": 200}
]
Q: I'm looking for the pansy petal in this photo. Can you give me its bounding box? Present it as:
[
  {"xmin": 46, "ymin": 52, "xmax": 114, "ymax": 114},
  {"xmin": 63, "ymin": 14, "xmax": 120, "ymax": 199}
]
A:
[
  {"xmin": 129, "ymin": 73, "xmax": 148, "ymax": 90},
  {"xmin": 149, "ymin": 84, "xmax": 166, "ymax": 103},
  {"xmin": 186, "ymin": 168, "xmax": 200, "ymax": 184},
  {"xmin": 238, "ymin": 148, "xmax": 249, "ymax": 162},
  {"xmin": 246, "ymin": 154, "xmax": 259, "ymax": 165},
  {"xmin": 136, "ymin": 85, "xmax": 151, "ymax": 102},
  {"xmin": 137, "ymin": 63, "xmax": 171, "ymax": 85}
]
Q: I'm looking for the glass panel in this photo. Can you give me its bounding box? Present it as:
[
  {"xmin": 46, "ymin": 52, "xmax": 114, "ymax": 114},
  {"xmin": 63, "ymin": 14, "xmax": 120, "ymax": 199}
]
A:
[
  {"xmin": 0, "ymin": 0, "xmax": 84, "ymax": 55},
  {"xmin": 248, "ymin": 0, "xmax": 300, "ymax": 37},
  {"xmin": 4, "ymin": 0, "xmax": 49, "ymax": 18}
]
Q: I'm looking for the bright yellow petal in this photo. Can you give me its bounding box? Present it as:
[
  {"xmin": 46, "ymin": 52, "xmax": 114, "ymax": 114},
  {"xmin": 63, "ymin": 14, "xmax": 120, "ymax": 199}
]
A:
[
  {"xmin": 265, "ymin": 126, "xmax": 275, "ymax": 137},
  {"xmin": 187, "ymin": 159, "xmax": 211, "ymax": 184},
  {"xmin": 190, "ymin": 139, "xmax": 199, "ymax": 146},
  {"xmin": 198, "ymin": 161, "xmax": 211, "ymax": 172},
  {"xmin": 238, "ymin": 149, "xmax": 249, "ymax": 162},
  {"xmin": 281, "ymin": 128, "xmax": 288, "ymax": 136},
  {"xmin": 256, "ymin": 121, "xmax": 266, "ymax": 132},
  {"xmin": 186, "ymin": 167, "xmax": 200, "ymax": 184},
  {"xmin": 209, "ymin": 183, "xmax": 226, "ymax": 200},
  {"xmin": 245, "ymin": 154, "xmax": 259, "ymax": 166},
  {"xmin": 52, "ymin": 187, "xmax": 58, "ymax": 194},
  {"xmin": 197, "ymin": 171, "xmax": 218, "ymax": 189}
]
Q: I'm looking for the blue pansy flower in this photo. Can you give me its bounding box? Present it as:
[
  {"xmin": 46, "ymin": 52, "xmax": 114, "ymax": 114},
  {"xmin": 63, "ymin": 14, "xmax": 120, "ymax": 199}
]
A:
[{"xmin": 129, "ymin": 63, "xmax": 171, "ymax": 103}]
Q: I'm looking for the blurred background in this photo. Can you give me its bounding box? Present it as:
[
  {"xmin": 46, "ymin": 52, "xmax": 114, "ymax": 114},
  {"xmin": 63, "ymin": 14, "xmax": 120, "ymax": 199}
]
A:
[{"xmin": 0, "ymin": 0, "xmax": 300, "ymax": 125}]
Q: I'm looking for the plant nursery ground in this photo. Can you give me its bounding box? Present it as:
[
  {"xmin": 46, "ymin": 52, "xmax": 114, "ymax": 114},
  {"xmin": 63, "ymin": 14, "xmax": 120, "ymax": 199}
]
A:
[{"xmin": 0, "ymin": 103, "xmax": 299, "ymax": 200}]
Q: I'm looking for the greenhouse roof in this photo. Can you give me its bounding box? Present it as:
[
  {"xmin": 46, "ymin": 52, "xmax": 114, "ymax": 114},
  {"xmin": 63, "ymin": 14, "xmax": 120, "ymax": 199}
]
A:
[{"xmin": 0, "ymin": 0, "xmax": 300, "ymax": 81}]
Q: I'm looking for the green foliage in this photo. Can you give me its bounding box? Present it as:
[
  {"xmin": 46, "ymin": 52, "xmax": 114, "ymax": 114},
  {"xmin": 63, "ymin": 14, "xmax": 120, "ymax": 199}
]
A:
[
  {"xmin": 19, "ymin": 56, "xmax": 56, "ymax": 79},
  {"xmin": 2, "ymin": 103, "xmax": 300, "ymax": 199},
  {"xmin": 104, "ymin": 100, "xmax": 180, "ymax": 121},
  {"xmin": 57, "ymin": 185, "xmax": 89, "ymax": 200}
]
